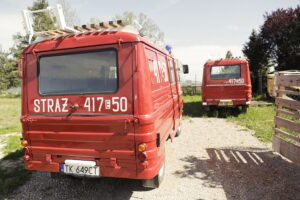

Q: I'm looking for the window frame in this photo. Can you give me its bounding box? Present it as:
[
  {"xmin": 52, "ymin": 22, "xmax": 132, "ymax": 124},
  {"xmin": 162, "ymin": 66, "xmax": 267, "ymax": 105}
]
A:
[
  {"xmin": 37, "ymin": 48, "xmax": 119, "ymax": 96},
  {"xmin": 210, "ymin": 64, "xmax": 241, "ymax": 80}
]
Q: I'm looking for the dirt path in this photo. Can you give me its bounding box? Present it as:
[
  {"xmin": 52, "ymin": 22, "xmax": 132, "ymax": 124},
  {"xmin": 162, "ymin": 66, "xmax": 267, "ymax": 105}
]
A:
[{"xmin": 9, "ymin": 118, "xmax": 300, "ymax": 200}]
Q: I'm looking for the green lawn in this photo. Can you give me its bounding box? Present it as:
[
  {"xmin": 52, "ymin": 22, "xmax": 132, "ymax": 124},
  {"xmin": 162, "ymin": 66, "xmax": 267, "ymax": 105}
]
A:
[
  {"xmin": 0, "ymin": 98, "xmax": 30, "ymax": 198},
  {"xmin": 0, "ymin": 98, "xmax": 21, "ymax": 135},
  {"xmin": 183, "ymin": 95, "xmax": 275, "ymax": 142},
  {"xmin": 227, "ymin": 105, "xmax": 275, "ymax": 142}
]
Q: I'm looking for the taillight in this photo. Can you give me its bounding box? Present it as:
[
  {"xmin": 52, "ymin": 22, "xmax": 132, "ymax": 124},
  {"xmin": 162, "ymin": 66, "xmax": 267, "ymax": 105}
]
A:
[
  {"xmin": 137, "ymin": 143, "xmax": 146, "ymax": 152},
  {"xmin": 137, "ymin": 152, "xmax": 147, "ymax": 161},
  {"xmin": 21, "ymin": 140, "xmax": 28, "ymax": 146},
  {"xmin": 23, "ymin": 147, "xmax": 32, "ymax": 161}
]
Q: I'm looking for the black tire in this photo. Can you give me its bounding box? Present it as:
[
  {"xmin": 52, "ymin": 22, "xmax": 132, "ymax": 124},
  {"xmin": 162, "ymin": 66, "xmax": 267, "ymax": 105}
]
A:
[
  {"xmin": 241, "ymin": 105, "xmax": 249, "ymax": 113},
  {"xmin": 175, "ymin": 126, "xmax": 182, "ymax": 137}
]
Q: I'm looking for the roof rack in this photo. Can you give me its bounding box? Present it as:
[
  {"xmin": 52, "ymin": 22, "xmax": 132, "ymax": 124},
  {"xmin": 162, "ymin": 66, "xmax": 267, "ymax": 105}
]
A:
[
  {"xmin": 22, "ymin": 4, "xmax": 142, "ymax": 43},
  {"xmin": 22, "ymin": 4, "xmax": 79, "ymax": 43}
]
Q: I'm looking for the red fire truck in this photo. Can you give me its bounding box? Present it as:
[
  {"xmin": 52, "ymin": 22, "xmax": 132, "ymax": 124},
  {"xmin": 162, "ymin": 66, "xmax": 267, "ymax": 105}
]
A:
[
  {"xmin": 19, "ymin": 5, "xmax": 188, "ymax": 188},
  {"xmin": 201, "ymin": 59, "xmax": 252, "ymax": 111}
]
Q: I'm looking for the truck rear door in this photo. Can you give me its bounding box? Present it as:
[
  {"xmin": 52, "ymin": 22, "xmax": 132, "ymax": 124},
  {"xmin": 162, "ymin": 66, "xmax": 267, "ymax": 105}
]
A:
[
  {"xmin": 24, "ymin": 44, "xmax": 136, "ymax": 172},
  {"xmin": 205, "ymin": 64, "xmax": 248, "ymax": 102}
]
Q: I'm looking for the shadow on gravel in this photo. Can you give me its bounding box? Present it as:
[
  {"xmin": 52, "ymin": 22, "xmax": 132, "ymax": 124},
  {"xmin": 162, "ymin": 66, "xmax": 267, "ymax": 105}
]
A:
[
  {"xmin": 183, "ymin": 101, "xmax": 242, "ymax": 118},
  {"xmin": 0, "ymin": 150, "xmax": 32, "ymax": 199},
  {"xmin": 9, "ymin": 172, "xmax": 151, "ymax": 200},
  {"xmin": 174, "ymin": 147, "xmax": 300, "ymax": 200}
]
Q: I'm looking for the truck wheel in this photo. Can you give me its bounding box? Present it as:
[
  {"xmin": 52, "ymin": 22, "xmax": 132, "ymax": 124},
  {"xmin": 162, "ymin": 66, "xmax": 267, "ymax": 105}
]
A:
[
  {"xmin": 175, "ymin": 126, "xmax": 182, "ymax": 137},
  {"xmin": 142, "ymin": 162, "xmax": 165, "ymax": 188},
  {"xmin": 241, "ymin": 105, "xmax": 249, "ymax": 113}
]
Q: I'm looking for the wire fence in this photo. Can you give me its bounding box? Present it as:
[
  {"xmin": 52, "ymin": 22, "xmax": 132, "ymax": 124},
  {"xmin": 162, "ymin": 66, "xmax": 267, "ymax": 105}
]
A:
[{"xmin": 181, "ymin": 85, "xmax": 202, "ymax": 95}]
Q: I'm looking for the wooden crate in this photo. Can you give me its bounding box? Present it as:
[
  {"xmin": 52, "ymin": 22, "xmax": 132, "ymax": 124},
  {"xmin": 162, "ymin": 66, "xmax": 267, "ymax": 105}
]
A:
[{"xmin": 274, "ymin": 72, "xmax": 300, "ymax": 166}]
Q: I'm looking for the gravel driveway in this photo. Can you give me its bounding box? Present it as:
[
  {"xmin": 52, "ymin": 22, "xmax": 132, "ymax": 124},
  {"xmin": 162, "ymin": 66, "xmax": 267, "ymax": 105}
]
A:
[{"xmin": 9, "ymin": 118, "xmax": 300, "ymax": 200}]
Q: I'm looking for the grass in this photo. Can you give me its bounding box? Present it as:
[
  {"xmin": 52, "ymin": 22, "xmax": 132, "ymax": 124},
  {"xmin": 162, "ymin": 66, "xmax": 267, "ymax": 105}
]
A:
[
  {"xmin": 0, "ymin": 97, "xmax": 30, "ymax": 197},
  {"xmin": 183, "ymin": 95, "xmax": 206, "ymax": 118},
  {"xmin": 0, "ymin": 98, "xmax": 21, "ymax": 135},
  {"xmin": 4, "ymin": 135, "xmax": 22, "ymax": 155},
  {"xmin": 183, "ymin": 95, "xmax": 276, "ymax": 142},
  {"xmin": 227, "ymin": 105, "xmax": 276, "ymax": 142}
]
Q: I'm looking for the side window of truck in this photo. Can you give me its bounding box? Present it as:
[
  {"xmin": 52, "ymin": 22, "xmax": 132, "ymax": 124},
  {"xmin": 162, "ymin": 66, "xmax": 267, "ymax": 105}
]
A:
[
  {"xmin": 174, "ymin": 60, "xmax": 182, "ymax": 83},
  {"xmin": 167, "ymin": 58, "xmax": 175, "ymax": 84},
  {"xmin": 157, "ymin": 54, "xmax": 169, "ymax": 84},
  {"xmin": 146, "ymin": 48, "xmax": 162, "ymax": 90}
]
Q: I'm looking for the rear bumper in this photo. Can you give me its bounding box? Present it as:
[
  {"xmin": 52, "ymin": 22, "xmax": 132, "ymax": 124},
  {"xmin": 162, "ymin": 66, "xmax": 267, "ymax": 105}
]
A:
[
  {"xmin": 202, "ymin": 99, "xmax": 251, "ymax": 106},
  {"xmin": 24, "ymin": 159, "xmax": 160, "ymax": 180}
]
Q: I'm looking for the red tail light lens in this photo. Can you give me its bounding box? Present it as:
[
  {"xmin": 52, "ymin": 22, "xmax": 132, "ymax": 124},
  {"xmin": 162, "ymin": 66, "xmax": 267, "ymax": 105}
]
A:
[{"xmin": 137, "ymin": 152, "xmax": 147, "ymax": 161}]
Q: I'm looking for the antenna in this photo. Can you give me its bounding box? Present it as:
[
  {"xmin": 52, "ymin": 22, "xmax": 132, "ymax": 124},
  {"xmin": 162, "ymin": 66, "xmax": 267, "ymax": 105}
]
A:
[{"xmin": 22, "ymin": 4, "xmax": 79, "ymax": 43}]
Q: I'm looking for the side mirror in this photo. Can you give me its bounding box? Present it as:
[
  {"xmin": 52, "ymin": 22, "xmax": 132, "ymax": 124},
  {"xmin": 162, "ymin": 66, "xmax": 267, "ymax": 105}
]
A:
[{"xmin": 183, "ymin": 64, "xmax": 189, "ymax": 74}]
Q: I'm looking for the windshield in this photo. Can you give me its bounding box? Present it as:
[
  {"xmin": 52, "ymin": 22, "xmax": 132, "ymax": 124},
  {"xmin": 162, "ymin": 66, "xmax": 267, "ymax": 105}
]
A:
[
  {"xmin": 210, "ymin": 65, "xmax": 241, "ymax": 80},
  {"xmin": 39, "ymin": 49, "xmax": 118, "ymax": 95}
]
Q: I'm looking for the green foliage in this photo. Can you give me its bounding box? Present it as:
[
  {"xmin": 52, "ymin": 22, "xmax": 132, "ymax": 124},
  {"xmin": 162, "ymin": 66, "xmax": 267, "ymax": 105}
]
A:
[
  {"xmin": 243, "ymin": 30, "xmax": 269, "ymax": 92},
  {"xmin": 3, "ymin": 135, "xmax": 22, "ymax": 155},
  {"xmin": 225, "ymin": 50, "xmax": 233, "ymax": 59},
  {"xmin": 29, "ymin": 0, "xmax": 57, "ymax": 32},
  {"xmin": 243, "ymin": 6, "xmax": 300, "ymax": 93},
  {"xmin": 113, "ymin": 11, "xmax": 164, "ymax": 43},
  {"xmin": 228, "ymin": 105, "xmax": 275, "ymax": 142},
  {"xmin": 0, "ymin": 50, "xmax": 20, "ymax": 92},
  {"xmin": 2, "ymin": 0, "xmax": 67, "ymax": 92},
  {"xmin": 0, "ymin": 98, "xmax": 21, "ymax": 135}
]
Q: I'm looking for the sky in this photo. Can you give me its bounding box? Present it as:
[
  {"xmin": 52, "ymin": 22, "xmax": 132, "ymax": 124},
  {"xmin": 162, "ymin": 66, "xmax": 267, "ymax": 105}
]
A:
[{"xmin": 0, "ymin": 0, "xmax": 299, "ymax": 81}]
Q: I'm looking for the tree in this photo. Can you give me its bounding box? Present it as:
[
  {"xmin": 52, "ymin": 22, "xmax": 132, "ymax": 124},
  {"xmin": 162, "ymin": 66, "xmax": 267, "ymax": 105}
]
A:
[
  {"xmin": 57, "ymin": 0, "xmax": 80, "ymax": 27},
  {"xmin": 113, "ymin": 11, "xmax": 164, "ymax": 43},
  {"xmin": 243, "ymin": 6, "xmax": 300, "ymax": 93},
  {"xmin": 243, "ymin": 30, "xmax": 269, "ymax": 92},
  {"xmin": 3, "ymin": 0, "xmax": 78, "ymax": 91},
  {"xmin": 225, "ymin": 51, "xmax": 233, "ymax": 59},
  {"xmin": 0, "ymin": 50, "xmax": 19, "ymax": 91},
  {"xmin": 261, "ymin": 6, "xmax": 300, "ymax": 70}
]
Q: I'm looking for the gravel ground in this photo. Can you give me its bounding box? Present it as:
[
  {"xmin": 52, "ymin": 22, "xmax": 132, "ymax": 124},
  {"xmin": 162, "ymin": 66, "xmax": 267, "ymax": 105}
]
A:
[{"xmin": 8, "ymin": 118, "xmax": 300, "ymax": 200}]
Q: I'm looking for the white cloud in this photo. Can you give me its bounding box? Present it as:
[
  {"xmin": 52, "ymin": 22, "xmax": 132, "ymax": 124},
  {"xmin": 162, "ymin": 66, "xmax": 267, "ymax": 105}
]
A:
[
  {"xmin": 173, "ymin": 45, "xmax": 243, "ymax": 82},
  {"xmin": 167, "ymin": 0, "xmax": 181, "ymax": 4},
  {"xmin": 226, "ymin": 25, "xmax": 240, "ymax": 31},
  {"xmin": 0, "ymin": 13, "xmax": 24, "ymax": 51}
]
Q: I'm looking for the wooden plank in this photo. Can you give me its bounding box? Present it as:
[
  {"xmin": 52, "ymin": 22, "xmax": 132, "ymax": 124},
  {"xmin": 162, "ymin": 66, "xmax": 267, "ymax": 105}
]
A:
[
  {"xmin": 109, "ymin": 21, "xmax": 118, "ymax": 28},
  {"xmin": 275, "ymin": 97, "xmax": 300, "ymax": 110},
  {"xmin": 277, "ymin": 89, "xmax": 300, "ymax": 96},
  {"xmin": 274, "ymin": 128, "xmax": 300, "ymax": 143},
  {"xmin": 90, "ymin": 24, "xmax": 100, "ymax": 30},
  {"xmin": 272, "ymin": 135, "xmax": 300, "ymax": 166},
  {"xmin": 61, "ymin": 29, "xmax": 73, "ymax": 33},
  {"xmin": 276, "ymin": 109, "xmax": 300, "ymax": 119},
  {"xmin": 274, "ymin": 116, "xmax": 300, "ymax": 134},
  {"xmin": 74, "ymin": 26, "xmax": 85, "ymax": 31},
  {"xmin": 54, "ymin": 30, "xmax": 65, "ymax": 34},
  {"xmin": 276, "ymin": 74, "xmax": 300, "ymax": 87},
  {"xmin": 82, "ymin": 25, "xmax": 92, "ymax": 31},
  {"xmin": 99, "ymin": 22, "xmax": 109, "ymax": 29},
  {"xmin": 117, "ymin": 20, "xmax": 125, "ymax": 27}
]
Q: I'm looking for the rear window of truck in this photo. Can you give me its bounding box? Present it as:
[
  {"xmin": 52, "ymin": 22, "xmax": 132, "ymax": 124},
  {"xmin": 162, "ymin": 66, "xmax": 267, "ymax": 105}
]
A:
[
  {"xmin": 210, "ymin": 65, "xmax": 241, "ymax": 80},
  {"xmin": 38, "ymin": 49, "xmax": 118, "ymax": 95}
]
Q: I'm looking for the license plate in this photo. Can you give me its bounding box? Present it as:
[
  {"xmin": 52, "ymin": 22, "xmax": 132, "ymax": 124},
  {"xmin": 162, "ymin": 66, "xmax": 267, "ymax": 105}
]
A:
[
  {"xmin": 62, "ymin": 160, "xmax": 100, "ymax": 177},
  {"xmin": 219, "ymin": 100, "xmax": 233, "ymax": 106}
]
